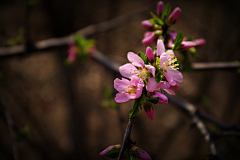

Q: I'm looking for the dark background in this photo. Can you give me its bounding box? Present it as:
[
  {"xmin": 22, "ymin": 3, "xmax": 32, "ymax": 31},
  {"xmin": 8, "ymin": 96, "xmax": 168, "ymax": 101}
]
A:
[{"xmin": 0, "ymin": 0, "xmax": 240, "ymax": 159}]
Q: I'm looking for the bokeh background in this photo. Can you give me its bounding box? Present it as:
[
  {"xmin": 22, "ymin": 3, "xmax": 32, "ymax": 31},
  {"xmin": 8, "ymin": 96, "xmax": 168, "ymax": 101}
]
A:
[{"xmin": 0, "ymin": 0, "xmax": 240, "ymax": 159}]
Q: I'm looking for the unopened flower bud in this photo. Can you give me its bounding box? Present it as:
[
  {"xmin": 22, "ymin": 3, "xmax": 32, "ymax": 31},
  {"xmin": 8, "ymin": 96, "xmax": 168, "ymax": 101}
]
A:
[
  {"xmin": 194, "ymin": 38, "xmax": 206, "ymax": 46},
  {"xmin": 99, "ymin": 144, "xmax": 121, "ymax": 158},
  {"xmin": 157, "ymin": 1, "xmax": 164, "ymax": 16},
  {"xmin": 179, "ymin": 41, "xmax": 196, "ymax": 50},
  {"xmin": 131, "ymin": 146, "xmax": 152, "ymax": 160},
  {"xmin": 154, "ymin": 30, "xmax": 163, "ymax": 35},
  {"xmin": 142, "ymin": 32, "xmax": 157, "ymax": 45},
  {"xmin": 143, "ymin": 103, "xmax": 155, "ymax": 121},
  {"xmin": 166, "ymin": 7, "xmax": 181, "ymax": 26},
  {"xmin": 141, "ymin": 20, "xmax": 154, "ymax": 29}
]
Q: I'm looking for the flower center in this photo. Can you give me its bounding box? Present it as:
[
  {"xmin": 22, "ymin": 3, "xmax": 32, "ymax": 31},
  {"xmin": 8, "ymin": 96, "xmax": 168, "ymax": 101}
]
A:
[
  {"xmin": 130, "ymin": 68, "xmax": 149, "ymax": 80},
  {"xmin": 162, "ymin": 53, "xmax": 179, "ymax": 71},
  {"xmin": 122, "ymin": 85, "xmax": 137, "ymax": 95}
]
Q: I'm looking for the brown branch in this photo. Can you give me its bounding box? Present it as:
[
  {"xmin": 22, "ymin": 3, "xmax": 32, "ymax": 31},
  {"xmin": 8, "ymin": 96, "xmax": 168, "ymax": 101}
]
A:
[
  {"xmin": 192, "ymin": 62, "xmax": 240, "ymax": 71},
  {"xmin": 0, "ymin": 4, "xmax": 154, "ymax": 57},
  {"xmin": 118, "ymin": 117, "xmax": 135, "ymax": 160},
  {"xmin": 167, "ymin": 96, "xmax": 223, "ymax": 159},
  {"xmin": 0, "ymin": 95, "xmax": 19, "ymax": 160}
]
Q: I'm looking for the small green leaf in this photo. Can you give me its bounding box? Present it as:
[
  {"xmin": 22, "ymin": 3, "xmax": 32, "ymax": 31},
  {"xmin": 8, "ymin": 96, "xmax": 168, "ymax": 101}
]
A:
[
  {"xmin": 16, "ymin": 125, "xmax": 30, "ymax": 142},
  {"xmin": 188, "ymin": 47, "xmax": 199, "ymax": 59},
  {"xmin": 149, "ymin": 18, "xmax": 155, "ymax": 24},
  {"xmin": 155, "ymin": 70, "xmax": 163, "ymax": 83},
  {"xmin": 161, "ymin": 3, "xmax": 171, "ymax": 22},
  {"xmin": 129, "ymin": 98, "xmax": 141, "ymax": 118},
  {"xmin": 138, "ymin": 52, "xmax": 148, "ymax": 64},
  {"xmin": 150, "ymin": 12, "xmax": 164, "ymax": 26},
  {"xmin": 105, "ymin": 148, "xmax": 120, "ymax": 159},
  {"xmin": 147, "ymin": 97, "xmax": 159, "ymax": 104},
  {"xmin": 172, "ymin": 32, "xmax": 183, "ymax": 50}
]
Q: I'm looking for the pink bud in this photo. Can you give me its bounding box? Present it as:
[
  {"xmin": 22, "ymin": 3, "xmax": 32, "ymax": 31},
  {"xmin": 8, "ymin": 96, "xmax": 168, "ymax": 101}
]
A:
[
  {"xmin": 146, "ymin": 46, "xmax": 155, "ymax": 61},
  {"xmin": 157, "ymin": 1, "xmax": 164, "ymax": 16},
  {"xmin": 144, "ymin": 106, "xmax": 155, "ymax": 121},
  {"xmin": 194, "ymin": 38, "xmax": 206, "ymax": 46},
  {"xmin": 131, "ymin": 146, "xmax": 152, "ymax": 160},
  {"xmin": 141, "ymin": 20, "xmax": 154, "ymax": 30},
  {"xmin": 99, "ymin": 144, "xmax": 121, "ymax": 158},
  {"xmin": 67, "ymin": 46, "xmax": 77, "ymax": 63},
  {"xmin": 142, "ymin": 32, "xmax": 157, "ymax": 45},
  {"xmin": 179, "ymin": 41, "xmax": 196, "ymax": 50},
  {"xmin": 167, "ymin": 7, "xmax": 181, "ymax": 26}
]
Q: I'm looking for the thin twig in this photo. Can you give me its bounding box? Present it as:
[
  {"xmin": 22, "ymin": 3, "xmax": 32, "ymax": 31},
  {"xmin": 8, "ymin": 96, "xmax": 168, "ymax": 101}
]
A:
[
  {"xmin": 0, "ymin": 4, "xmax": 154, "ymax": 57},
  {"xmin": 168, "ymin": 96, "xmax": 223, "ymax": 159},
  {"xmin": 118, "ymin": 117, "xmax": 135, "ymax": 160},
  {"xmin": 192, "ymin": 62, "xmax": 240, "ymax": 71},
  {"xmin": 0, "ymin": 95, "xmax": 19, "ymax": 160}
]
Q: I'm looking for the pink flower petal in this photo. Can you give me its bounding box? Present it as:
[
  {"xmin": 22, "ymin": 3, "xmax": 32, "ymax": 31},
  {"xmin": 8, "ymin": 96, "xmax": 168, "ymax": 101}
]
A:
[
  {"xmin": 127, "ymin": 52, "xmax": 144, "ymax": 68},
  {"xmin": 152, "ymin": 92, "xmax": 168, "ymax": 105},
  {"xmin": 156, "ymin": 39, "xmax": 165, "ymax": 56},
  {"xmin": 146, "ymin": 78, "xmax": 158, "ymax": 92},
  {"xmin": 164, "ymin": 89, "xmax": 175, "ymax": 95},
  {"xmin": 157, "ymin": 81, "xmax": 170, "ymax": 89},
  {"xmin": 115, "ymin": 93, "xmax": 131, "ymax": 103},
  {"xmin": 194, "ymin": 38, "xmax": 206, "ymax": 46},
  {"xmin": 119, "ymin": 63, "xmax": 138, "ymax": 79},
  {"xmin": 170, "ymin": 83, "xmax": 179, "ymax": 90},
  {"xmin": 146, "ymin": 47, "xmax": 155, "ymax": 62},
  {"xmin": 145, "ymin": 65, "xmax": 156, "ymax": 77},
  {"xmin": 142, "ymin": 32, "xmax": 157, "ymax": 45},
  {"xmin": 114, "ymin": 78, "xmax": 129, "ymax": 92},
  {"xmin": 166, "ymin": 69, "xmax": 183, "ymax": 82},
  {"xmin": 180, "ymin": 41, "xmax": 196, "ymax": 50},
  {"xmin": 99, "ymin": 146, "xmax": 114, "ymax": 158},
  {"xmin": 167, "ymin": 7, "xmax": 181, "ymax": 25},
  {"xmin": 163, "ymin": 71, "xmax": 176, "ymax": 86}
]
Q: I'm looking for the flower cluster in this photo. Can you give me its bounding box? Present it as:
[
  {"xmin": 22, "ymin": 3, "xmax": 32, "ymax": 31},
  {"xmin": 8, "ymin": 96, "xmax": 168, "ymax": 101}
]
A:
[
  {"xmin": 114, "ymin": 39, "xmax": 183, "ymax": 120},
  {"xmin": 100, "ymin": 144, "xmax": 152, "ymax": 160},
  {"xmin": 141, "ymin": 1, "xmax": 205, "ymax": 51}
]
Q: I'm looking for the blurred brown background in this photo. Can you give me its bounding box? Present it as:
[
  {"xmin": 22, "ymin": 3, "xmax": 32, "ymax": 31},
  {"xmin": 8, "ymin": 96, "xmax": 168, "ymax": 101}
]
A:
[{"xmin": 0, "ymin": 0, "xmax": 240, "ymax": 159}]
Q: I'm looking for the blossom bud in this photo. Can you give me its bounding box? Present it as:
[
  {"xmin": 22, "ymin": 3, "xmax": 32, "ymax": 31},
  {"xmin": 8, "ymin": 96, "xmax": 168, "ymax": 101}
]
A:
[
  {"xmin": 157, "ymin": 1, "xmax": 164, "ymax": 16},
  {"xmin": 67, "ymin": 46, "xmax": 77, "ymax": 63},
  {"xmin": 179, "ymin": 41, "xmax": 196, "ymax": 50},
  {"xmin": 166, "ymin": 7, "xmax": 181, "ymax": 26},
  {"xmin": 141, "ymin": 20, "xmax": 154, "ymax": 29},
  {"xmin": 143, "ymin": 104, "xmax": 155, "ymax": 121},
  {"xmin": 194, "ymin": 38, "xmax": 206, "ymax": 46},
  {"xmin": 99, "ymin": 144, "xmax": 121, "ymax": 158},
  {"xmin": 142, "ymin": 32, "xmax": 157, "ymax": 45},
  {"xmin": 146, "ymin": 46, "xmax": 155, "ymax": 62},
  {"xmin": 131, "ymin": 146, "xmax": 152, "ymax": 160}
]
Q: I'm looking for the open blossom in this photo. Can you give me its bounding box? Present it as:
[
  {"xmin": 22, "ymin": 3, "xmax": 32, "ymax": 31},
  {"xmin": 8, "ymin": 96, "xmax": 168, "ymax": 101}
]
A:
[
  {"xmin": 157, "ymin": 39, "xmax": 183, "ymax": 86},
  {"xmin": 114, "ymin": 76, "xmax": 144, "ymax": 103},
  {"xmin": 119, "ymin": 51, "xmax": 157, "ymax": 92}
]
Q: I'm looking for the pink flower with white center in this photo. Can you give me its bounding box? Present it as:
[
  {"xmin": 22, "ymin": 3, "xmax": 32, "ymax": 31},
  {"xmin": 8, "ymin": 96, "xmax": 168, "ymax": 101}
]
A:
[
  {"xmin": 157, "ymin": 39, "xmax": 183, "ymax": 86},
  {"xmin": 114, "ymin": 76, "xmax": 144, "ymax": 103},
  {"xmin": 119, "ymin": 51, "xmax": 157, "ymax": 92}
]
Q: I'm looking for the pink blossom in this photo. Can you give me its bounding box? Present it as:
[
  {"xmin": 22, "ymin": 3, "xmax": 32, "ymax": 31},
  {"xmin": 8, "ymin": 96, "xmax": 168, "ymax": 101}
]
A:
[
  {"xmin": 141, "ymin": 20, "xmax": 154, "ymax": 30},
  {"xmin": 157, "ymin": 81, "xmax": 179, "ymax": 95},
  {"xmin": 144, "ymin": 105, "xmax": 155, "ymax": 121},
  {"xmin": 142, "ymin": 32, "xmax": 157, "ymax": 45},
  {"xmin": 119, "ymin": 52, "xmax": 157, "ymax": 92},
  {"xmin": 157, "ymin": 1, "xmax": 164, "ymax": 16},
  {"xmin": 114, "ymin": 77, "xmax": 144, "ymax": 103},
  {"xmin": 67, "ymin": 46, "xmax": 78, "ymax": 63},
  {"xmin": 99, "ymin": 144, "xmax": 121, "ymax": 158},
  {"xmin": 157, "ymin": 39, "xmax": 183, "ymax": 86},
  {"xmin": 131, "ymin": 146, "xmax": 152, "ymax": 160},
  {"xmin": 166, "ymin": 7, "xmax": 181, "ymax": 26}
]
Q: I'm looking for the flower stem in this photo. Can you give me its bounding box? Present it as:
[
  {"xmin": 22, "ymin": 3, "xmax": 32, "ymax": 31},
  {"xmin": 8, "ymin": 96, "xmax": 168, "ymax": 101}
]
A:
[{"xmin": 118, "ymin": 108, "xmax": 135, "ymax": 160}]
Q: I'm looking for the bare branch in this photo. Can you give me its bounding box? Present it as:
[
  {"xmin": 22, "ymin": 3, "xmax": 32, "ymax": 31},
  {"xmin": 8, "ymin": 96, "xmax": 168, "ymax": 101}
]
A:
[{"xmin": 192, "ymin": 62, "xmax": 240, "ymax": 71}]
